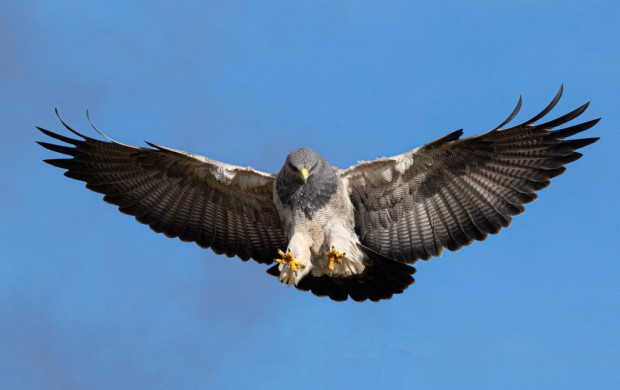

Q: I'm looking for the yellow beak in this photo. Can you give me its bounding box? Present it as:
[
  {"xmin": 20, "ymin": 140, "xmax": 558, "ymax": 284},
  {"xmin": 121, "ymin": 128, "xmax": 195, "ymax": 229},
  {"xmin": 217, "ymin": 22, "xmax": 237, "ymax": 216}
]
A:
[{"xmin": 301, "ymin": 167, "xmax": 309, "ymax": 183}]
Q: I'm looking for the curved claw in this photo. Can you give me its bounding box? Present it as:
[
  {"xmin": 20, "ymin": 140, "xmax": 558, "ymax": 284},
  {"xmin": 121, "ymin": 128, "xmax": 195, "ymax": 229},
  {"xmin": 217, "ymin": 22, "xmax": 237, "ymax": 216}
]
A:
[
  {"xmin": 326, "ymin": 246, "xmax": 346, "ymax": 271},
  {"xmin": 275, "ymin": 249, "xmax": 304, "ymax": 273}
]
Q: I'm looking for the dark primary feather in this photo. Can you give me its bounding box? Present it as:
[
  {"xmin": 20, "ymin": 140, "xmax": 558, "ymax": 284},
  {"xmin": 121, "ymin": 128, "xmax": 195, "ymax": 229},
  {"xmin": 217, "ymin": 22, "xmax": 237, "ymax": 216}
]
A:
[
  {"xmin": 37, "ymin": 116, "xmax": 287, "ymax": 264},
  {"xmin": 343, "ymin": 87, "xmax": 600, "ymax": 264}
]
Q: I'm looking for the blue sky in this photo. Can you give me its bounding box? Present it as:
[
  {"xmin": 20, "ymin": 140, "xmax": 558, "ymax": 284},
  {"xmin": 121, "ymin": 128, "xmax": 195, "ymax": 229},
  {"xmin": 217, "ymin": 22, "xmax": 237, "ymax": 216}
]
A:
[{"xmin": 2, "ymin": 1, "xmax": 619, "ymax": 389}]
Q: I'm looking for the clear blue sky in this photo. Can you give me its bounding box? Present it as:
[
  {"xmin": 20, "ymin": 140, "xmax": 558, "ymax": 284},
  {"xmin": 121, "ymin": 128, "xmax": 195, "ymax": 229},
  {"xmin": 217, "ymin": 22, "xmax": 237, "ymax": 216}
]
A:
[{"xmin": 2, "ymin": 1, "xmax": 619, "ymax": 389}]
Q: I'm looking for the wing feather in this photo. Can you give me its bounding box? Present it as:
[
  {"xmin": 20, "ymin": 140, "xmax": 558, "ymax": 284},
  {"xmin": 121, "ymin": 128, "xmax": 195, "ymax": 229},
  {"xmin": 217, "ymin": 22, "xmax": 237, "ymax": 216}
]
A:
[
  {"xmin": 342, "ymin": 87, "xmax": 599, "ymax": 263},
  {"xmin": 37, "ymin": 118, "xmax": 287, "ymax": 264}
]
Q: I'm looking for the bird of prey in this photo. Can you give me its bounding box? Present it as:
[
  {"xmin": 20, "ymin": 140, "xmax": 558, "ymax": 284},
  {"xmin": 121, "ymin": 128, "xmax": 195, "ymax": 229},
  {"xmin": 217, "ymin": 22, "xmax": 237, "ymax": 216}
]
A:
[{"xmin": 37, "ymin": 86, "xmax": 599, "ymax": 302}]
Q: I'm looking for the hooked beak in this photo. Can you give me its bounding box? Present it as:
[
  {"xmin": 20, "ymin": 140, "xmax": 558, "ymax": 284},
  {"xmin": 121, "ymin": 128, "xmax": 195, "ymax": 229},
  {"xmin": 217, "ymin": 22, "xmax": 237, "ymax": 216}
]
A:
[{"xmin": 301, "ymin": 167, "xmax": 309, "ymax": 183}]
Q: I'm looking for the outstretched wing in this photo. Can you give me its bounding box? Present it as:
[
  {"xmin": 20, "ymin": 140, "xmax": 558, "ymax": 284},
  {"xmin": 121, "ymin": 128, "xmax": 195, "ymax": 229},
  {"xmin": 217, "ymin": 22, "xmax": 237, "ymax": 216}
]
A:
[
  {"xmin": 342, "ymin": 86, "xmax": 600, "ymax": 264},
  {"xmin": 37, "ymin": 112, "xmax": 287, "ymax": 264}
]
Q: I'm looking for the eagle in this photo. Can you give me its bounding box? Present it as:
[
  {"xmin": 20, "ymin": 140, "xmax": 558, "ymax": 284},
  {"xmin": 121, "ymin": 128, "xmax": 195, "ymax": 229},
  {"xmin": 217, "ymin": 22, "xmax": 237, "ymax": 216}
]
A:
[{"xmin": 37, "ymin": 86, "xmax": 599, "ymax": 302}]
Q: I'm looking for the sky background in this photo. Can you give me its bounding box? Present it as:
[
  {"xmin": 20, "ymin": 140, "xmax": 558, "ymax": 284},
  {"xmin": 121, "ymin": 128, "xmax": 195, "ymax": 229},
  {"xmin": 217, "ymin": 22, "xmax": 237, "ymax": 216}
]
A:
[{"xmin": 2, "ymin": 1, "xmax": 619, "ymax": 389}]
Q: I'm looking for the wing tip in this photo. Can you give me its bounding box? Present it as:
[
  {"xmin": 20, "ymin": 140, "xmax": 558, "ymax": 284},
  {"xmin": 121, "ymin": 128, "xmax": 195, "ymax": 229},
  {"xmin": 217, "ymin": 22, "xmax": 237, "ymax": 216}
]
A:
[
  {"xmin": 36, "ymin": 141, "xmax": 76, "ymax": 156},
  {"xmin": 54, "ymin": 108, "xmax": 91, "ymax": 139},
  {"xmin": 493, "ymin": 94, "xmax": 523, "ymax": 130},
  {"xmin": 42, "ymin": 158, "xmax": 72, "ymax": 169},
  {"xmin": 523, "ymin": 85, "xmax": 565, "ymax": 125},
  {"xmin": 425, "ymin": 129, "xmax": 464, "ymax": 148}
]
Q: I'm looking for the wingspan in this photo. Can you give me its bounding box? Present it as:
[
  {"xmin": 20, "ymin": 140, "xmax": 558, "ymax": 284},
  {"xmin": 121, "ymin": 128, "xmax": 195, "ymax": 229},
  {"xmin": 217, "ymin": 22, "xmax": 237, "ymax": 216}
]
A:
[
  {"xmin": 37, "ymin": 112, "xmax": 287, "ymax": 264},
  {"xmin": 342, "ymin": 86, "xmax": 600, "ymax": 264}
]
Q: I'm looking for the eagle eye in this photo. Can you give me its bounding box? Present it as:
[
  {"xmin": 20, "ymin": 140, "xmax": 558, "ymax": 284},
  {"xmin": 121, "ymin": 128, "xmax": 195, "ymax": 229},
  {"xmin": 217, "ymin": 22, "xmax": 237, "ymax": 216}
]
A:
[{"xmin": 287, "ymin": 160, "xmax": 298, "ymax": 172}]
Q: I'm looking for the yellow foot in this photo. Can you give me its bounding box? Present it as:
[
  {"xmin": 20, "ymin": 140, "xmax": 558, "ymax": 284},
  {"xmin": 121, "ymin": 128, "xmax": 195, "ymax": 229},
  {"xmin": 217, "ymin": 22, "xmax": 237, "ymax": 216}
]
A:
[
  {"xmin": 326, "ymin": 246, "xmax": 346, "ymax": 271},
  {"xmin": 275, "ymin": 249, "xmax": 304, "ymax": 273}
]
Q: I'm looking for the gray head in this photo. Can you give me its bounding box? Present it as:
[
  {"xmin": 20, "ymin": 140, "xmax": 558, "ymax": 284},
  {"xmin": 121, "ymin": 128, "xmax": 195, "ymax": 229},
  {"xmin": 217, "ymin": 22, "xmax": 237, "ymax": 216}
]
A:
[
  {"xmin": 283, "ymin": 147, "xmax": 323, "ymax": 183},
  {"xmin": 276, "ymin": 147, "xmax": 338, "ymax": 218}
]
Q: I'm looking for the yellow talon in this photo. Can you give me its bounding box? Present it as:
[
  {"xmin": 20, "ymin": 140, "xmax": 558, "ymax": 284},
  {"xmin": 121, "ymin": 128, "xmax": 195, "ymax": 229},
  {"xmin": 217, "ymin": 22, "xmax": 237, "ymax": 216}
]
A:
[
  {"xmin": 326, "ymin": 246, "xmax": 345, "ymax": 271},
  {"xmin": 275, "ymin": 249, "xmax": 304, "ymax": 273}
]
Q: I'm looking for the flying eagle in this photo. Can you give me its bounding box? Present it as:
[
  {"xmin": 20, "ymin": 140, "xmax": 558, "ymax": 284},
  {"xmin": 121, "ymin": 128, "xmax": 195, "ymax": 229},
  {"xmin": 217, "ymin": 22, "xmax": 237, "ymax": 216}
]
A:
[{"xmin": 37, "ymin": 86, "xmax": 599, "ymax": 302}]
